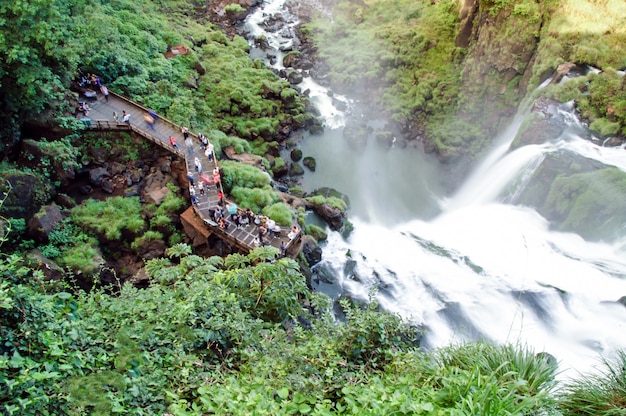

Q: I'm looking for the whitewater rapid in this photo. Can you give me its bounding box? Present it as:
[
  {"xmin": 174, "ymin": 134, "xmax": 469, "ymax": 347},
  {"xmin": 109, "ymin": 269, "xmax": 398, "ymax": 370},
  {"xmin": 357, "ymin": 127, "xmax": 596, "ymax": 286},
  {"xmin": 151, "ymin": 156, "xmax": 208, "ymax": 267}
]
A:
[{"xmin": 243, "ymin": 0, "xmax": 626, "ymax": 378}]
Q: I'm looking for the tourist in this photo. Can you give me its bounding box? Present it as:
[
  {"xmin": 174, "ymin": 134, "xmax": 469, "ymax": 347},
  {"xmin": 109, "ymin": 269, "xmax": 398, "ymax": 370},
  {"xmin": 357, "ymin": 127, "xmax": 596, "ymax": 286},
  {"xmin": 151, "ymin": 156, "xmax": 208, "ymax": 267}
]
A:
[
  {"xmin": 206, "ymin": 142, "xmax": 214, "ymax": 161},
  {"xmin": 267, "ymin": 218, "xmax": 276, "ymax": 236},
  {"xmin": 186, "ymin": 171, "xmax": 194, "ymax": 186},
  {"xmin": 194, "ymin": 157, "xmax": 202, "ymax": 173},
  {"xmin": 169, "ymin": 136, "xmax": 178, "ymax": 149},
  {"xmin": 100, "ymin": 85, "xmax": 109, "ymax": 101},
  {"xmin": 122, "ymin": 110, "xmax": 131, "ymax": 125},
  {"xmin": 185, "ymin": 135, "xmax": 193, "ymax": 155},
  {"xmin": 144, "ymin": 113, "xmax": 156, "ymax": 130},
  {"xmin": 288, "ymin": 225, "xmax": 299, "ymax": 240},
  {"xmin": 181, "ymin": 126, "xmax": 189, "ymax": 141},
  {"xmin": 113, "ymin": 111, "xmax": 119, "ymax": 123},
  {"xmin": 280, "ymin": 241, "xmax": 287, "ymax": 257}
]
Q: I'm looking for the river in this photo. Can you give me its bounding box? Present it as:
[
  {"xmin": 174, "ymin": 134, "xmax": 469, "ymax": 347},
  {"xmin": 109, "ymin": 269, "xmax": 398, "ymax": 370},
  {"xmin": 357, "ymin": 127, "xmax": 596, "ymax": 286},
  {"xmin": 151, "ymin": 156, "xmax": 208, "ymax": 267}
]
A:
[{"xmin": 243, "ymin": 0, "xmax": 626, "ymax": 378}]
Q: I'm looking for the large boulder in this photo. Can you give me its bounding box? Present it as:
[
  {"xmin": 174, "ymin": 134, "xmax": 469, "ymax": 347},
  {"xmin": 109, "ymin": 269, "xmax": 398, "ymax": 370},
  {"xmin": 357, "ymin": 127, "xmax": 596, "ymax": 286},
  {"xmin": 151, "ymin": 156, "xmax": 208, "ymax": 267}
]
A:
[
  {"xmin": 223, "ymin": 146, "xmax": 265, "ymax": 169},
  {"xmin": 88, "ymin": 167, "xmax": 110, "ymax": 186},
  {"xmin": 301, "ymin": 235, "xmax": 322, "ymax": 266},
  {"xmin": 510, "ymin": 97, "xmax": 566, "ymax": 149},
  {"xmin": 27, "ymin": 204, "xmax": 64, "ymax": 242},
  {"xmin": 0, "ymin": 172, "xmax": 54, "ymax": 219},
  {"xmin": 25, "ymin": 249, "xmax": 64, "ymax": 281},
  {"xmin": 312, "ymin": 203, "xmax": 345, "ymax": 231}
]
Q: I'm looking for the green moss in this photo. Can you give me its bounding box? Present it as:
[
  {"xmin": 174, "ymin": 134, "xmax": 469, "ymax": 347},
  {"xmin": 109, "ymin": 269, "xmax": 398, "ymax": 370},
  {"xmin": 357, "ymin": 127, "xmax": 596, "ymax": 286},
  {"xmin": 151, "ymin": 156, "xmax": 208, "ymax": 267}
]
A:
[
  {"xmin": 544, "ymin": 167, "xmax": 626, "ymax": 241},
  {"xmin": 71, "ymin": 197, "xmax": 145, "ymax": 241},
  {"xmin": 261, "ymin": 202, "xmax": 293, "ymax": 226}
]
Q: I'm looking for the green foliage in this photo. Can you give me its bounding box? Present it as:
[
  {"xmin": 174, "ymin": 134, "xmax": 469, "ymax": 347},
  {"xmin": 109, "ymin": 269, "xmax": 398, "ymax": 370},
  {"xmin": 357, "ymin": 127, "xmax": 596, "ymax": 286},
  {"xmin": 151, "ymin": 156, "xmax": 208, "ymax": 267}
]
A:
[
  {"xmin": 543, "ymin": 167, "xmax": 626, "ymax": 241},
  {"xmin": 559, "ymin": 350, "xmax": 626, "ymax": 414},
  {"xmin": 39, "ymin": 218, "xmax": 102, "ymax": 275},
  {"xmin": 166, "ymin": 243, "xmax": 192, "ymax": 259},
  {"xmin": 154, "ymin": 191, "xmax": 186, "ymax": 217},
  {"xmin": 220, "ymin": 160, "xmax": 271, "ymax": 191},
  {"xmin": 305, "ymin": 223, "xmax": 328, "ymax": 242},
  {"xmin": 306, "ymin": 195, "xmax": 348, "ymax": 211},
  {"xmin": 131, "ymin": 230, "xmax": 163, "ymax": 252},
  {"xmin": 337, "ymin": 297, "xmax": 420, "ymax": 366},
  {"xmin": 307, "ymin": 0, "xmax": 461, "ymax": 124},
  {"xmin": 30, "ymin": 137, "xmax": 81, "ymax": 172},
  {"xmin": 230, "ymin": 186, "xmax": 280, "ymax": 214},
  {"xmin": 224, "ymin": 3, "xmax": 245, "ymax": 13},
  {"xmin": 71, "ymin": 196, "xmax": 145, "ymax": 241},
  {"xmin": 261, "ymin": 202, "xmax": 294, "ymax": 226}
]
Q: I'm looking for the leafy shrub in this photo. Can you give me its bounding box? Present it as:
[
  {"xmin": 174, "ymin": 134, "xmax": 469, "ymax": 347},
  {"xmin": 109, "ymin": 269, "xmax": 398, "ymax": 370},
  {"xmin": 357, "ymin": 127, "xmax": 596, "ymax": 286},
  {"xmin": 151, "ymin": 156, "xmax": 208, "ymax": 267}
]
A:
[
  {"xmin": 154, "ymin": 192, "xmax": 186, "ymax": 217},
  {"xmin": 261, "ymin": 202, "xmax": 293, "ymax": 226},
  {"xmin": 559, "ymin": 350, "xmax": 626, "ymax": 415},
  {"xmin": 305, "ymin": 224, "xmax": 327, "ymax": 242},
  {"xmin": 305, "ymin": 195, "xmax": 348, "ymax": 210},
  {"xmin": 221, "ymin": 160, "xmax": 271, "ymax": 191},
  {"xmin": 131, "ymin": 230, "xmax": 163, "ymax": 251},
  {"xmin": 71, "ymin": 197, "xmax": 145, "ymax": 240},
  {"xmin": 230, "ymin": 186, "xmax": 280, "ymax": 214}
]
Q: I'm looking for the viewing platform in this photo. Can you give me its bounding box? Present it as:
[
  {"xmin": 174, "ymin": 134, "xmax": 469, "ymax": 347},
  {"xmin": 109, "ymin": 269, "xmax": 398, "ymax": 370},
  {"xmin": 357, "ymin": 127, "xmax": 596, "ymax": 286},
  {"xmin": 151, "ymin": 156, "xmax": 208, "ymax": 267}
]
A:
[{"xmin": 77, "ymin": 89, "xmax": 301, "ymax": 255}]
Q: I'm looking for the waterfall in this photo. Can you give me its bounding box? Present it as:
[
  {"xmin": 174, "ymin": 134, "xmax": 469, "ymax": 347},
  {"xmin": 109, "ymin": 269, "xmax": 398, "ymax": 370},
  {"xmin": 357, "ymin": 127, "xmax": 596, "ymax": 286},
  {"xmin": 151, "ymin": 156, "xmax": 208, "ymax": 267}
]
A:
[{"xmin": 243, "ymin": 0, "xmax": 626, "ymax": 379}]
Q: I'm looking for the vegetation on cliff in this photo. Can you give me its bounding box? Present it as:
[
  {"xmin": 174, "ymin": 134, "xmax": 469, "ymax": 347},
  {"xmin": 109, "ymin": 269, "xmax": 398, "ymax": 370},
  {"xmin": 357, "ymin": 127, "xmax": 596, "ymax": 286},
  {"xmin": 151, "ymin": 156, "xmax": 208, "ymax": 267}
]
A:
[
  {"xmin": 306, "ymin": 0, "xmax": 625, "ymax": 160},
  {"xmin": 2, "ymin": 0, "xmax": 626, "ymax": 414}
]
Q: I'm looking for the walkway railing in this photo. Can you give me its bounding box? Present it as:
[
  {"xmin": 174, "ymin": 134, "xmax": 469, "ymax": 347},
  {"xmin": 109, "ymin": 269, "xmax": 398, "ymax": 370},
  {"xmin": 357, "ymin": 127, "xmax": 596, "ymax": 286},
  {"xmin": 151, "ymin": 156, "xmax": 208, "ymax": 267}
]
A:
[{"xmin": 78, "ymin": 88, "xmax": 302, "ymax": 255}]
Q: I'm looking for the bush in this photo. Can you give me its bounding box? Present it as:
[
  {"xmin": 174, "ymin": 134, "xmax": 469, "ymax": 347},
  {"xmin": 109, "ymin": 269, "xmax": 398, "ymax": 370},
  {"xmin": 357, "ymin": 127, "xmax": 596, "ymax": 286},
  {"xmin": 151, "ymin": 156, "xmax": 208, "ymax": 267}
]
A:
[
  {"xmin": 559, "ymin": 350, "xmax": 626, "ymax": 414},
  {"xmin": 221, "ymin": 160, "xmax": 271, "ymax": 191},
  {"xmin": 71, "ymin": 197, "xmax": 145, "ymax": 241},
  {"xmin": 261, "ymin": 202, "xmax": 293, "ymax": 226},
  {"xmin": 230, "ymin": 186, "xmax": 279, "ymax": 214}
]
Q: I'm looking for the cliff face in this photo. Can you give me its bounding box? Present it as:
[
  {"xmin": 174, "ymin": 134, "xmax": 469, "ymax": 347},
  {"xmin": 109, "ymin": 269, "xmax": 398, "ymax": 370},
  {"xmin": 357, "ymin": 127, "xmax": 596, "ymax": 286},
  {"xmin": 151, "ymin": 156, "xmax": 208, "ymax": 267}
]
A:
[{"xmin": 455, "ymin": 0, "xmax": 545, "ymax": 139}]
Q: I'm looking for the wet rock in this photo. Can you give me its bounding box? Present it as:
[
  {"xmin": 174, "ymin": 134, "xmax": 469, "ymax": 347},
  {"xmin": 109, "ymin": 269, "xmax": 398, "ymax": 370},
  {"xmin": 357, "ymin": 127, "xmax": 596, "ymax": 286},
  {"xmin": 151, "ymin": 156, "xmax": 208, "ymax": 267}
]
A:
[
  {"xmin": 283, "ymin": 52, "xmax": 302, "ymax": 68},
  {"xmin": 157, "ymin": 158, "xmax": 171, "ymax": 174},
  {"xmin": 138, "ymin": 238, "xmax": 167, "ymax": 260},
  {"xmin": 193, "ymin": 60, "xmax": 206, "ymax": 75},
  {"xmin": 110, "ymin": 162, "xmax": 126, "ymax": 175},
  {"xmin": 289, "ymin": 162, "xmax": 304, "ymax": 176},
  {"xmin": 55, "ymin": 193, "xmax": 77, "ymax": 209},
  {"xmin": 313, "ymin": 203, "xmax": 345, "ymax": 231},
  {"xmin": 101, "ymin": 179, "xmax": 114, "ymax": 194},
  {"xmin": 287, "ymin": 70, "xmax": 303, "ymax": 85},
  {"xmin": 129, "ymin": 168, "xmax": 143, "ymax": 184},
  {"xmin": 79, "ymin": 185, "xmax": 92, "ymax": 195},
  {"xmin": 0, "ymin": 172, "xmax": 55, "ymax": 219},
  {"xmin": 124, "ymin": 184, "xmax": 142, "ymax": 198},
  {"xmin": 302, "ymin": 156, "xmax": 316, "ymax": 171},
  {"xmin": 144, "ymin": 186, "xmax": 171, "ymax": 206},
  {"xmin": 290, "ymin": 148, "xmax": 303, "ymax": 162},
  {"xmin": 551, "ymin": 62, "xmax": 579, "ymax": 84},
  {"xmin": 25, "ymin": 249, "xmax": 64, "ymax": 281},
  {"xmin": 88, "ymin": 167, "xmax": 110, "ymax": 186},
  {"xmin": 223, "ymin": 146, "xmax": 265, "ymax": 168},
  {"xmin": 27, "ymin": 204, "xmax": 64, "ymax": 242},
  {"xmin": 89, "ymin": 147, "xmax": 108, "ymax": 164},
  {"xmin": 301, "ymin": 235, "xmax": 322, "ymax": 266}
]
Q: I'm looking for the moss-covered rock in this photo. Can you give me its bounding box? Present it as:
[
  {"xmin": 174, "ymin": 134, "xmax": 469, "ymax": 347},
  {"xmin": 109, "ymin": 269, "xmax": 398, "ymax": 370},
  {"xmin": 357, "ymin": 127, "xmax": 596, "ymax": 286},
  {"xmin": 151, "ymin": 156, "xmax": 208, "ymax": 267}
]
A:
[{"xmin": 514, "ymin": 152, "xmax": 626, "ymax": 241}]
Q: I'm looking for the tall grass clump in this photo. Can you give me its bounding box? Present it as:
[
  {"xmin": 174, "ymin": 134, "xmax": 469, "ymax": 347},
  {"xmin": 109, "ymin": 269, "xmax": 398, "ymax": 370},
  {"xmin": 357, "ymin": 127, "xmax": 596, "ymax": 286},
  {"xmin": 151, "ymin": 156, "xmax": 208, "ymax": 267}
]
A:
[
  {"xmin": 432, "ymin": 342, "xmax": 559, "ymax": 414},
  {"xmin": 71, "ymin": 197, "xmax": 145, "ymax": 240},
  {"xmin": 559, "ymin": 351, "xmax": 626, "ymax": 414}
]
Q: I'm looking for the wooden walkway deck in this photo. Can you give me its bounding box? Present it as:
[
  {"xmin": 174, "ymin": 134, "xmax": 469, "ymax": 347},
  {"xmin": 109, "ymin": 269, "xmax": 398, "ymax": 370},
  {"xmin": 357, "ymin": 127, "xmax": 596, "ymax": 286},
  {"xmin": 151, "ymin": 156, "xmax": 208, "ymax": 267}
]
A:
[{"xmin": 78, "ymin": 89, "xmax": 300, "ymax": 255}]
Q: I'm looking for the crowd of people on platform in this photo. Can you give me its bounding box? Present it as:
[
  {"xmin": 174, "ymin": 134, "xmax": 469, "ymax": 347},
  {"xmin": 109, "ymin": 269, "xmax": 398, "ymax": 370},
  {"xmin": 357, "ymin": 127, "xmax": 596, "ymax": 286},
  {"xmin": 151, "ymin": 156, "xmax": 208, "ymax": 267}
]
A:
[{"xmin": 74, "ymin": 71, "xmax": 300, "ymax": 253}]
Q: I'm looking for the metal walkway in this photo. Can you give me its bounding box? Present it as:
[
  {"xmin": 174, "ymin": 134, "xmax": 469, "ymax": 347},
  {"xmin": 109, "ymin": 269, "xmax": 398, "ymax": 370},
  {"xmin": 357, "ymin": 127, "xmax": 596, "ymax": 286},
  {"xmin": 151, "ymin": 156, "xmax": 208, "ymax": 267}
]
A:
[{"xmin": 78, "ymin": 89, "xmax": 300, "ymax": 254}]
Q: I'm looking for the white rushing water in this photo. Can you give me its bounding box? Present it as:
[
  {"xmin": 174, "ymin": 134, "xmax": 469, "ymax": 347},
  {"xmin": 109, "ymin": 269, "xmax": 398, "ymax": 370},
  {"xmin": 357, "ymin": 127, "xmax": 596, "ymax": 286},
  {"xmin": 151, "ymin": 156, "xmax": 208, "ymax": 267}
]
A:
[{"xmin": 244, "ymin": 0, "xmax": 626, "ymax": 378}]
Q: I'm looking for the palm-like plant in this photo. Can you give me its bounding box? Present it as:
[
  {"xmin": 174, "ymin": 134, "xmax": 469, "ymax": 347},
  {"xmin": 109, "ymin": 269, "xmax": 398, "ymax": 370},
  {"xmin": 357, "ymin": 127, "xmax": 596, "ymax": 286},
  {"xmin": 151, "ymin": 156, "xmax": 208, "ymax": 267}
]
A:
[
  {"xmin": 224, "ymin": 253, "xmax": 250, "ymax": 270},
  {"xmin": 247, "ymin": 246, "xmax": 279, "ymax": 263},
  {"xmin": 166, "ymin": 243, "xmax": 193, "ymax": 259}
]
